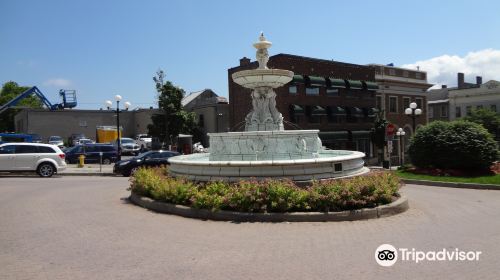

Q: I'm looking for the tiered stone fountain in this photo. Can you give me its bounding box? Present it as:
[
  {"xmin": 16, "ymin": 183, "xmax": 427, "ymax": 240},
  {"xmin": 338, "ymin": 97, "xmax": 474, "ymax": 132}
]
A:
[{"xmin": 168, "ymin": 33, "xmax": 368, "ymax": 183}]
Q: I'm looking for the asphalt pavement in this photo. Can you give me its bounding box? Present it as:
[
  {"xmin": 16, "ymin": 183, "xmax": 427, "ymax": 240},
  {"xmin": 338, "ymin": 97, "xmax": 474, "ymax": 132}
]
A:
[{"xmin": 0, "ymin": 176, "xmax": 499, "ymax": 279}]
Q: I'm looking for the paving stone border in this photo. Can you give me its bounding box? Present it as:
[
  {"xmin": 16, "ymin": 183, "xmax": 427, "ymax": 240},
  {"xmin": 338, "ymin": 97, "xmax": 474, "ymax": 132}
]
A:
[
  {"xmin": 128, "ymin": 193, "xmax": 409, "ymax": 222},
  {"xmin": 402, "ymin": 179, "xmax": 500, "ymax": 190}
]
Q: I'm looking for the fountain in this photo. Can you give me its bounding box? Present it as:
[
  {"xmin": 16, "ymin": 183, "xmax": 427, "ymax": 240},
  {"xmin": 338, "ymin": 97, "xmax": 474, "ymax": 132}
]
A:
[{"xmin": 168, "ymin": 33, "xmax": 369, "ymax": 183}]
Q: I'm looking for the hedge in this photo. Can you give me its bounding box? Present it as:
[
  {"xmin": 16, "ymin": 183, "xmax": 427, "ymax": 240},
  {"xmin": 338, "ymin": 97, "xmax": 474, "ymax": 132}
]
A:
[
  {"xmin": 129, "ymin": 167, "xmax": 401, "ymax": 213},
  {"xmin": 408, "ymin": 120, "xmax": 497, "ymax": 171}
]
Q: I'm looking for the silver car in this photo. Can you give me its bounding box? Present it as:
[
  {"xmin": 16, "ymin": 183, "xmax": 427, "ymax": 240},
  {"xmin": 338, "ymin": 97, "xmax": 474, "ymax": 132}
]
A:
[{"xmin": 114, "ymin": 138, "xmax": 140, "ymax": 155}]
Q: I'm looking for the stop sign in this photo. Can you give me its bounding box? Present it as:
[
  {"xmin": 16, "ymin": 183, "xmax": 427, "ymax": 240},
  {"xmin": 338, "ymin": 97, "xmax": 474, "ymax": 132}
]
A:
[{"xmin": 386, "ymin": 123, "xmax": 396, "ymax": 136}]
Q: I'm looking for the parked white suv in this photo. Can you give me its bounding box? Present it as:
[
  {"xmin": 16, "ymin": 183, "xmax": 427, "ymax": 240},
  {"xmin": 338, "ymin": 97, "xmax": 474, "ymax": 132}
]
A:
[
  {"xmin": 0, "ymin": 143, "xmax": 67, "ymax": 177},
  {"xmin": 135, "ymin": 134, "xmax": 152, "ymax": 151}
]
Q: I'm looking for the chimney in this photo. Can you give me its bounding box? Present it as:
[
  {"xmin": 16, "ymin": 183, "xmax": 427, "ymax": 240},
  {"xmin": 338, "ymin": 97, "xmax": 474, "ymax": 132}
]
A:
[
  {"xmin": 458, "ymin": 72, "xmax": 465, "ymax": 89},
  {"xmin": 476, "ymin": 76, "xmax": 482, "ymax": 85},
  {"xmin": 239, "ymin": 57, "xmax": 251, "ymax": 66},
  {"xmin": 442, "ymin": 85, "xmax": 447, "ymax": 89}
]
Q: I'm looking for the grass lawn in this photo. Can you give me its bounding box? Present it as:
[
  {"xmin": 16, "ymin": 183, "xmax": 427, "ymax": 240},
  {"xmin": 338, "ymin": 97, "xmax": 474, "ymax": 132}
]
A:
[{"xmin": 395, "ymin": 170, "xmax": 500, "ymax": 186}]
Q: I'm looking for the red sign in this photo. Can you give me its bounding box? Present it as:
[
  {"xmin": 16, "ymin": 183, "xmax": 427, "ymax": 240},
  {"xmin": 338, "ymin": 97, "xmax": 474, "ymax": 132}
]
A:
[{"xmin": 386, "ymin": 123, "xmax": 396, "ymax": 136}]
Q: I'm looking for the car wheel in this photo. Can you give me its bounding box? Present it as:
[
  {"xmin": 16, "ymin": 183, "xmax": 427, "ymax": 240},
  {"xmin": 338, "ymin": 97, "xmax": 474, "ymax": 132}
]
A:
[
  {"xmin": 130, "ymin": 167, "xmax": 139, "ymax": 175},
  {"xmin": 103, "ymin": 158, "xmax": 111, "ymax": 165},
  {"xmin": 38, "ymin": 163, "xmax": 55, "ymax": 178}
]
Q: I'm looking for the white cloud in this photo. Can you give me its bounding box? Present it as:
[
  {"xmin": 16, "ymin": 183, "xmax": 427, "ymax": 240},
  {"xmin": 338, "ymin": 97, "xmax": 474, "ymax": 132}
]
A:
[
  {"xmin": 401, "ymin": 49, "xmax": 500, "ymax": 89},
  {"xmin": 43, "ymin": 78, "xmax": 72, "ymax": 87}
]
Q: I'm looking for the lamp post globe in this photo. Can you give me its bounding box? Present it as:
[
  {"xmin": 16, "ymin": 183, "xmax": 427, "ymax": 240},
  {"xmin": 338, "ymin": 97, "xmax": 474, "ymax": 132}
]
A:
[
  {"xmin": 410, "ymin": 102, "xmax": 417, "ymax": 109},
  {"xmin": 105, "ymin": 95, "xmax": 130, "ymax": 161}
]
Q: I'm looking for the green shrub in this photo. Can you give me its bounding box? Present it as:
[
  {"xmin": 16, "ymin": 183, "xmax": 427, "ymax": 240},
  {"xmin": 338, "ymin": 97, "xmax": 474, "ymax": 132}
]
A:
[
  {"xmin": 129, "ymin": 167, "xmax": 402, "ymax": 213},
  {"xmin": 408, "ymin": 120, "xmax": 498, "ymax": 171}
]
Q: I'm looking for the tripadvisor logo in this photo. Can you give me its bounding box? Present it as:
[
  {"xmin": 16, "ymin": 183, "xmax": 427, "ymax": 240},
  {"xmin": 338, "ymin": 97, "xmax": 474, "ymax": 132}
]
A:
[{"xmin": 375, "ymin": 244, "xmax": 482, "ymax": 267}]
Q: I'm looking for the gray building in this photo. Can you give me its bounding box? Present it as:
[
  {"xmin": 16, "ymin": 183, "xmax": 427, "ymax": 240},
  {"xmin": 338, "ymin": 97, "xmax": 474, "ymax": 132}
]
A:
[
  {"xmin": 14, "ymin": 108, "xmax": 160, "ymax": 143},
  {"xmin": 428, "ymin": 73, "xmax": 500, "ymax": 122},
  {"xmin": 182, "ymin": 89, "xmax": 229, "ymax": 146}
]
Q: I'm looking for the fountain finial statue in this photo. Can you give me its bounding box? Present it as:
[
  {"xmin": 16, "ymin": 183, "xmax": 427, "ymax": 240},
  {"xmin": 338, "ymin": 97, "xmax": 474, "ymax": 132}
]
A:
[{"xmin": 253, "ymin": 32, "xmax": 272, "ymax": 70}]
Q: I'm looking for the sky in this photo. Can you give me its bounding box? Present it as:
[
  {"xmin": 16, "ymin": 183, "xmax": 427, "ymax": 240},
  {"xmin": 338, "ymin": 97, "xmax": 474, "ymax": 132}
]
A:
[{"xmin": 1, "ymin": 0, "xmax": 500, "ymax": 109}]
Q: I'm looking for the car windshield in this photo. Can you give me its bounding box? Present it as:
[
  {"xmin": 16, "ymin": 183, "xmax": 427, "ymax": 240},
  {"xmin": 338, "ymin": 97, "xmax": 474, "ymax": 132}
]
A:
[
  {"xmin": 49, "ymin": 136, "xmax": 62, "ymax": 141},
  {"xmin": 121, "ymin": 138, "xmax": 134, "ymax": 144},
  {"xmin": 134, "ymin": 151, "xmax": 154, "ymax": 159}
]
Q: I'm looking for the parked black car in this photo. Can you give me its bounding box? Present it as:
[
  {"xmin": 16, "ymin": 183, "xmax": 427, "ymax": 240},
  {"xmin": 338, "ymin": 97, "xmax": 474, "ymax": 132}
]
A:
[
  {"xmin": 65, "ymin": 144, "xmax": 118, "ymax": 164},
  {"xmin": 113, "ymin": 150, "xmax": 180, "ymax": 176}
]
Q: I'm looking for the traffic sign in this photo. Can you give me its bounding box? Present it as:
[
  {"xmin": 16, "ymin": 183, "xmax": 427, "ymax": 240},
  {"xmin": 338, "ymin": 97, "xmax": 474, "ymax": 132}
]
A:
[{"xmin": 386, "ymin": 123, "xmax": 396, "ymax": 136}]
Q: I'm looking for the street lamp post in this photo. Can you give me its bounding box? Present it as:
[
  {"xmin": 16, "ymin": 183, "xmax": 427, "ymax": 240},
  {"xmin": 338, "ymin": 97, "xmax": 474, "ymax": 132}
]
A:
[
  {"xmin": 405, "ymin": 102, "xmax": 422, "ymax": 133},
  {"xmin": 105, "ymin": 95, "xmax": 130, "ymax": 161},
  {"xmin": 396, "ymin": 128, "xmax": 406, "ymax": 166}
]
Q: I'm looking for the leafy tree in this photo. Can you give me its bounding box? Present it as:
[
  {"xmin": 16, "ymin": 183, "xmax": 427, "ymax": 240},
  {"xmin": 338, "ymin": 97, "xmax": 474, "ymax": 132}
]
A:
[
  {"xmin": 462, "ymin": 108, "xmax": 500, "ymax": 139},
  {"xmin": 408, "ymin": 120, "xmax": 497, "ymax": 171},
  {"xmin": 0, "ymin": 81, "xmax": 43, "ymax": 132},
  {"xmin": 370, "ymin": 110, "xmax": 389, "ymax": 162},
  {"xmin": 147, "ymin": 70, "xmax": 200, "ymax": 146}
]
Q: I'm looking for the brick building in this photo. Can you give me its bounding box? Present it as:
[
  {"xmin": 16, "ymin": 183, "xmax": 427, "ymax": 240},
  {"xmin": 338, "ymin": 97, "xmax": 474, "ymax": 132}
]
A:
[{"xmin": 228, "ymin": 54, "xmax": 379, "ymax": 157}]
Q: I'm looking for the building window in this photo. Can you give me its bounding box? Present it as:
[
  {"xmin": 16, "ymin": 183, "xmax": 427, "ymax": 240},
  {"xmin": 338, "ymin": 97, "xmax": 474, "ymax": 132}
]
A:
[
  {"xmin": 415, "ymin": 72, "xmax": 422, "ymax": 79},
  {"xmin": 376, "ymin": 95, "xmax": 382, "ymax": 110},
  {"xmin": 441, "ymin": 105, "xmax": 448, "ymax": 117},
  {"xmin": 415, "ymin": 98, "xmax": 423, "ymax": 110},
  {"xmin": 403, "ymin": 71, "xmax": 409, "ymax": 77},
  {"xmin": 477, "ymin": 105, "xmax": 483, "ymax": 110},
  {"xmin": 389, "ymin": 69, "xmax": 396, "ymax": 76},
  {"xmin": 428, "ymin": 107, "xmax": 434, "ymax": 118},
  {"xmin": 306, "ymin": 87, "xmax": 319, "ymax": 95},
  {"xmin": 466, "ymin": 106, "xmax": 472, "ymax": 116},
  {"xmin": 456, "ymin": 107, "xmax": 461, "ymax": 118},
  {"xmin": 403, "ymin": 97, "xmax": 410, "ymax": 111},
  {"xmin": 491, "ymin": 105, "xmax": 497, "ymax": 112},
  {"xmin": 389, "ymin": 96, "xmax": 398, "ymax": 113},
  {"xmin": 199, "ymin": 114, "xmax": 205, "ymax": 127},
  {"xmin": 326, "ymin": 88, "xmax": 339, "ymax": 97},
  {"xmin": 289, "ymin": 85, "xmax": 297, "ymax": 95}
]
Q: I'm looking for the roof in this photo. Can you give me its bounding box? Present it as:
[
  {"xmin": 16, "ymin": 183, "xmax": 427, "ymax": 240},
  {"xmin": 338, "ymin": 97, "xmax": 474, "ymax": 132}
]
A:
[{"xmin": 181, "ymin": 90, "xmax": 206, "ymax": 107}]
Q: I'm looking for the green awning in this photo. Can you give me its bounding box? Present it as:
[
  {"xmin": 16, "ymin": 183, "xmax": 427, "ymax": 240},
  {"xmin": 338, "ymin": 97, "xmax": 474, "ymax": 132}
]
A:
[
  {"xmin": 328, "ymin": 78, "xmax": 346, "ymax": 88},
  {"xmin": 368, "ymin": 107, "xmax": 379, "ymax": 117},
  {"xmin": 330, "ymin": 106, "xmax": 346, "ymax": 116},
  {"xmin": 307, "ymin": 76, "xmax": 326, "ymax": 87},
  {"xmin": 291, "ymin": 104, "xmax": 304, "ymax": 114},
  {"xmin": 349, "ymin": 107, "xmax": 364, "ymax": 117},
  {"xmin": 347, "ymin": 80, "xmax": 363, "ymax": 89},
  {"xmin": 365, "ymin": 81, "xmax": 379, "ymax": 91},
  {"xmin": 292, "ymin": 75, "xmax": 304, "ymax": 84},
  {"xmin": 311, "ymin": 106, "xmax": 327, "ymax": 116}
]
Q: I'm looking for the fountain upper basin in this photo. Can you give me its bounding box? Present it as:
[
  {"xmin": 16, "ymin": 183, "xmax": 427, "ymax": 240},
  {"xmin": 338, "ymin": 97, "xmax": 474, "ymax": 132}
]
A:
[{"xmin": 232, "ymin": 69, "xmax": 293, "ymax": 89}]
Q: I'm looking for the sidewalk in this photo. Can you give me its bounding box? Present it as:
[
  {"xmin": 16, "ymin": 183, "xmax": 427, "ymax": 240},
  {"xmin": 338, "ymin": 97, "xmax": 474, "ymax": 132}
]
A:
[{"xmin": 60, "ymin": 163, "xmax": 116, "ymax": 176}]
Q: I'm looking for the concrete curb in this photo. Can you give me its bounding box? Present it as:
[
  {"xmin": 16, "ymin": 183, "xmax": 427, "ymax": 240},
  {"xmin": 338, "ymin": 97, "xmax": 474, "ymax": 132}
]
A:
[
  {"xmin": 60, "ymin": 172, "xmax": 116, "ymax": 176},
  {"xmin": 128, "ymin": 193, "xmax": 409, "ymax": 222},
  {"xmin": 402, "ymin": 179, "xmax": 500, "ymax": 190}
]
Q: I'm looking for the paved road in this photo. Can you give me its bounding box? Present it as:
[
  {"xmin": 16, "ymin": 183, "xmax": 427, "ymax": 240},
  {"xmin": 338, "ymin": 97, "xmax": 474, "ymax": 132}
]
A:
[{"xmin": 1, "ymin": 176, "xmax": 499, "ymax": 280}]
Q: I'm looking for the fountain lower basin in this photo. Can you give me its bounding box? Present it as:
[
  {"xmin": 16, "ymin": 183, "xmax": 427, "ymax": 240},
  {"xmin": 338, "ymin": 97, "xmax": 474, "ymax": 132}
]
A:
[
  {"xmin": 169, "ymin": 129, "xmax": 368, "ymax": 183},
  {"xmin": 168, "ymin": 149, "xmax": 368, "ymax": 183}
]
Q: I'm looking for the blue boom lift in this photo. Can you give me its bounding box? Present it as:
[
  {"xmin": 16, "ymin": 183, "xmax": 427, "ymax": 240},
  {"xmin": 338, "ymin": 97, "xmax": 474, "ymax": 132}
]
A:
[{"xmin": 0, "ymin": 86, "xmax": 77, "ymax": 114}]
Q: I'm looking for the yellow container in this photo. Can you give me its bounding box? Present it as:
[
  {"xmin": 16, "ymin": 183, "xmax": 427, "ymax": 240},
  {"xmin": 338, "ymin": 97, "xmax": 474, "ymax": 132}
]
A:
[{"xmin": 96, "ymin": 126, "xmax": 122, "ymax": 143}]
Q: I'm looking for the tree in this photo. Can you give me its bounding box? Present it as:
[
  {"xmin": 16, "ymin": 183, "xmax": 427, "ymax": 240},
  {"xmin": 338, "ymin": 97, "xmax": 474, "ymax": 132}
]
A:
[
  {"xmin": 370, "ymin": 110, "xmax": 388, "ymax": 162},
  {"xmin": 0, "ymin": 81, "xmax": 43, "ymax": 132},
  {"xmin": 408, "ymin": 120, "xmax": 497, "ymax": 171},
  {"xmin": 147, "ymin": 70, "xmax": 200, "ymax": 146},
  {"xmin": 462, "ymin": 108, "xmax": 500, "ymax": 140}
]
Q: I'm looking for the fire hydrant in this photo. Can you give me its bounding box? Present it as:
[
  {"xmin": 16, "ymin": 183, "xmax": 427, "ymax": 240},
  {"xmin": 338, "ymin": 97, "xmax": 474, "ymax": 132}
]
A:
[{"xmin": 78, "ymin": 154, "xmax": 85, "ymax": 168}]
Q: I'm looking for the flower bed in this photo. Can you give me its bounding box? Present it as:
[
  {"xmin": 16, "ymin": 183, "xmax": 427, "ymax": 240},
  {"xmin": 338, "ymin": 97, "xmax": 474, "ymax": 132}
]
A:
[{"xmin": 129, "ymin": 167, "xmax": 401, "ymax": 213}]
